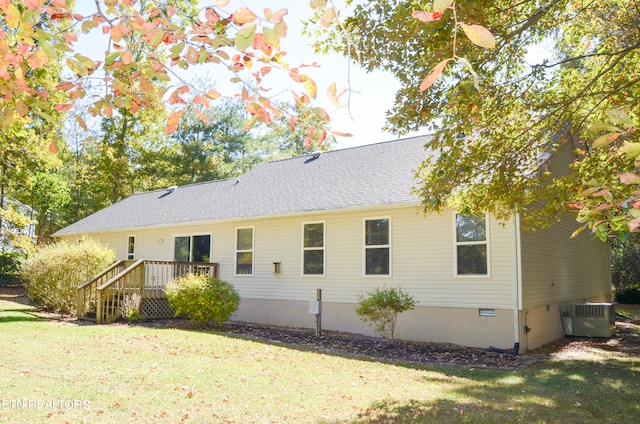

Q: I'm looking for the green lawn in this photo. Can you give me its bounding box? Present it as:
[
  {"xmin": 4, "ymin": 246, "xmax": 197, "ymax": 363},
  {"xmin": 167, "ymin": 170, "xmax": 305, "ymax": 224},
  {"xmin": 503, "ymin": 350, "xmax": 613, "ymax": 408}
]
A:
[{"xmin": 1, "ymin": 293, "xmax": 639, "ymax": 423}]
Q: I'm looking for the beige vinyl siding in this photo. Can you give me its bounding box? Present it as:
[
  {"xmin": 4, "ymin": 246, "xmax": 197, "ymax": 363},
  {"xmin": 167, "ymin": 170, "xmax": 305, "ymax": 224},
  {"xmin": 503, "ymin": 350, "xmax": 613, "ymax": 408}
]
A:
[
  {"xmin": 64, "ymin": 205, "xmax": 518, "ymax": 309},
  {"xmin": 520, "ymin": 138, "xmax": 611, "ymax": 309},
  {"xmin": 519, "ymin": 219, "xmax": 610, "ymax": 309}
]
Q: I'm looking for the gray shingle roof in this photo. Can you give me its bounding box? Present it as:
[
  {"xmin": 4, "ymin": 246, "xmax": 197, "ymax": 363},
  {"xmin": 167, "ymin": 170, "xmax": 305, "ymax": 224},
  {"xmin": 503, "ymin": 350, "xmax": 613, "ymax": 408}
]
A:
[{"xmin": 54, "ymin": 135, "xmax": 430, "ymax": 236}]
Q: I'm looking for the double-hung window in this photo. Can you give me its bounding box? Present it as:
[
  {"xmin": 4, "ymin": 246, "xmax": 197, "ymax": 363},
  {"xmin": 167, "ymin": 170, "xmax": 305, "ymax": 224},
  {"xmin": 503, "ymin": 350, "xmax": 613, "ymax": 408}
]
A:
[
  {"xmin": 127, "ymin": 236, "xmax": 135, "ymax": 260},
  {"xmin": 303, "ymin": 222, "xmax": 324, "ymax": 275},
  {"xmin": 455, "ymin": 214, "xmax": 489, "ymax": 276},
  {"xmin": 174, "ymin": 234, "xmax": 211, "ymax": 262},
  {"xmin": 364, "ymin": 218, "xmax": 390, "ymax": 275},
  {"xmin": 235, "ymin": 227, "xmax": 254, "ymax": 275}
]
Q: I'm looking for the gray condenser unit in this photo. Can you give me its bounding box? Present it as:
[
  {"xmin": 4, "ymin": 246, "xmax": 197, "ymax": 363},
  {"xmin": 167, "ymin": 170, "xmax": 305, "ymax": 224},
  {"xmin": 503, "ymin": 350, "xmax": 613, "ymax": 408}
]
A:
[{"xmin": 571, "ymin": 303, "xmax": 616, "ymax": 337}]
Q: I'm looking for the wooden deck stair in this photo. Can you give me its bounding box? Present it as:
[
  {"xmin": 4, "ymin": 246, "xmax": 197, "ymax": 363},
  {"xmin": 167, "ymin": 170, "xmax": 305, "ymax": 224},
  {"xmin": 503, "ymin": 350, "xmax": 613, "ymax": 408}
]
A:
[{"xmin": 77, "ymin": 260, "xmax": 219, "ymax": 324}]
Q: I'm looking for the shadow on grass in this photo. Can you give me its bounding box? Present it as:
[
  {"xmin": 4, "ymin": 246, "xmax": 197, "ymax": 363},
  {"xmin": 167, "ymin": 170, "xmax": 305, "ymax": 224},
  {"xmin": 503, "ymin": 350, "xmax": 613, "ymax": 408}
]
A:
[
  {"xmin": 324, "ymin": 359, "xmax": 640, "ymax": 423},
  {"xmin": 0, "ymin": 288, "xmax": 47, "ymax": 323}
]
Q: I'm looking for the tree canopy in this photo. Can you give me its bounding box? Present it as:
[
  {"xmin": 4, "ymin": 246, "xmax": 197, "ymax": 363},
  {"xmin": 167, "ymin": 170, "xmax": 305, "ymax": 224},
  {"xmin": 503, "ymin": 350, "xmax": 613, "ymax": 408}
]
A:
[
  {"xmin": 311, "ymin": 0, "xmax": 640, "ymax": 240},
  {"xmin": 2, "ymin": 0, "xmax": 640, "ymax": 243}
]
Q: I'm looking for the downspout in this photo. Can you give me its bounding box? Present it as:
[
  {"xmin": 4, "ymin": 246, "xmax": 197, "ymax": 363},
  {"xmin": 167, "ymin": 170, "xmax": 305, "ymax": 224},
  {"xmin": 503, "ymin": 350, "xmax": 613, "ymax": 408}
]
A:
[{"xmin": 513, "ymin": 213, "xmax": 523, "ymax": 355}]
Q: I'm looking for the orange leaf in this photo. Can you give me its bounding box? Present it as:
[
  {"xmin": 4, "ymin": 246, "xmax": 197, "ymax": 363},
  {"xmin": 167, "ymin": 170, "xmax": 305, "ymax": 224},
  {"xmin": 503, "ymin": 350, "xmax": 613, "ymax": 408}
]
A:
[
  {"xmin": 75, "ymin": 114, "xmax": 87, "ymax": 131},
  {"xmin": 459, "ymin": 23, "xmax": 495, "ymax": 49},
  {"xmin": 270, "ymin": 8, "xmax": 288, "ymax": 24},
  {"xmin": 54, "ymin": 103, "xmax": 73, "ymax": 111},
  {"xmin": 592, "ymin": 133, "xmax": 621, "ymax": 149},
  {"xmin": 420, "ymin": 59, "xmax": 449, "ymax": 92},
  {"xmin": 412, "ymin": 11, "xmax": 443, "ymax": 22},
  {"xmin": 232, "ymin": 7, "xmax": 257, "ymax": 24},
  {"xmin": 304, "ymin": 127, "xmax": 316, "ymax": 149},
  {"xmin": 165, "ymin": 110, "xmax": 184, "ymax": 135},
  {"xmin": 194, "ymin": 109, "xmax": 210, "ymax": 123},
  {"xmin": 629, "ymin": 217, "xmax": 640, "ymax": 233},
  {"xmin": 205, "ymin": 8, "xmax": 220, "ymax": 25},
  {"xmin": 216, "ymin": 0, "xmax": 230, "ymax": 6},
  {"xmin": 321, "ymin": 8, "xmax": 336, "ymax": 27},
  {"xmin": 317, "ymin": 130, "xmax": 327, "ymax": 147},
  {"xmin": 4, "ymin": 3, "xmax": 21, "ymax": 29},
  {"xmin": 25, "ymin": 0, "xmax": 41, "ymax": 11},
  {"xmin": 122, "ymin": 51, "xmax": 133, "ymax": 65},
  {"xmin": 49, "ymin": 140, "xmax": 58, "ymax": 154},
  {"xmin": 619, "ymin": 173, "xmax": 640, "ymax": 185},
  {"xmin": 206, "ymin": 89, "xmax": 221, "ymax": 100}
]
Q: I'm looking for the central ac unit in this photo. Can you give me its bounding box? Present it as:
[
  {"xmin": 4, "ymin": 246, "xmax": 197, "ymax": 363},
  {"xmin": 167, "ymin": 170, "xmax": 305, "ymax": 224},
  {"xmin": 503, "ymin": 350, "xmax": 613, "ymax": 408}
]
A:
[{"xmin": 571, "ymin": 303, "xmax": 616, "ymax": 337}]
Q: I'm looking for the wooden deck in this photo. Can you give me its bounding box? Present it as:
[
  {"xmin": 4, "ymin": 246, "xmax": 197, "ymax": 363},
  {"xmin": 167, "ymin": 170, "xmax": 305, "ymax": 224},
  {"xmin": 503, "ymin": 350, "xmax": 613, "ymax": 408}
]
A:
[{"xmin": 77, "ymin": 260, "xmax": 219, "ymax": 323}]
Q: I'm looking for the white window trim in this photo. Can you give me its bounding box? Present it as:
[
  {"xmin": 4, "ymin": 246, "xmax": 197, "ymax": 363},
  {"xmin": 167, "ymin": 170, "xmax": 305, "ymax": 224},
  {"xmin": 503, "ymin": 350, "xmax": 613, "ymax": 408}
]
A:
[
  {"xmin": 363, "ymin": 216, "xmax": 392, "ymax": 277},
  {"xmin": 453, "ymin": 211, "xmax": 491, "ymax": 278},
  {"xmin": 171, "ymin": 233, "xmax": 213, "ymax": 263},
  {"xmin": 127, "ymin": 235, "xmax": 136, "ymax": 260},
  {"xmin": 235, "ymin": 226, "xmax": 254, "ymax": 276},
  {"xmin": 302, "ymin": 221, "xmax": 326, "ymax": 277}
]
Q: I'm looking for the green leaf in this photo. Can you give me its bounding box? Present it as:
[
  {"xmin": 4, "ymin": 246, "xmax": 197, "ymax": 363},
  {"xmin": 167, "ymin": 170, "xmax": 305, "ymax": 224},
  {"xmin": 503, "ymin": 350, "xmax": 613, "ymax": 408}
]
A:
[
  {"xmin": 149, "ymin": 30, "xmax": 165, "ymax": 48},
  {"xmin": 105, "ymin": 52, "xmax": 120, "ymax": 66},
  {"xmin": 235, "ymin": 23, "xmax": 256, "ymax": 51},
  {"xmin": 457, "ymin": 57, "xmax": 479, "ymax": 91},
  {"xmin": 619, "ymin": 142, "xmax": 640, "ymax": 159},
  {"xmin": 433, "ymin": 0, "xmax": 454, "ymax": 13},
  {"xmin": 263, "ymin": 27, "xmax": 280, "ymax": 49},
  {"xmin": 589, "ymin": 122, "xmax": 621, "ymax": 133},
  {"xmin": 309, "ymin": 0, "xmax": 327, "ymax": 11},
  {"xmin": 606, "ymin": 109, "xmax": 634, "ymax": 126},
  {"xmin": 459, "ymin": 23, "xmax": 496, "ymax": 49},
  {"xmin": 170, "ymin": 41, "xmax": 186, "ymax": 57}
]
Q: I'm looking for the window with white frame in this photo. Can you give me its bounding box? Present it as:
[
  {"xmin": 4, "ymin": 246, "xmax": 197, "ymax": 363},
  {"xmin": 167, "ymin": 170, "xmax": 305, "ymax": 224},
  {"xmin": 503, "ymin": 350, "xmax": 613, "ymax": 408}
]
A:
[
  {"xmin": 235, "ymin": 227, "xmax": 254, "ymax": 275},
  {"xmin": 455, "ymin": 214, "xmax": 488, "ymax": 276},
  {"xmin": 364, "ymin": 218, "xmax": 390, "ymax": 275},
  {"xmin": 174, "ymin": 234, "xmax": 211, "ymax": 262},
  {"xmin": 127, "ymin": 236, "xmax": 135, "ymax": 260},
  {"xmin": 303, "ymin": 222, "xmax": 324, "ymax": 275}
]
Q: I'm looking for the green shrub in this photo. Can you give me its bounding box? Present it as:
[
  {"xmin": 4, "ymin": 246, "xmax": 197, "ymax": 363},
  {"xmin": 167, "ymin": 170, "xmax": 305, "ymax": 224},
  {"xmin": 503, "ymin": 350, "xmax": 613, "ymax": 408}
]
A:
[
  {"xmin": 165, "ymin": 274, "xmax": 240, "ymax": 326},
  {"xmin": 120, "ymin": 293, "xmax": 143, "ymax": 323},
  {"xmin": 21, "ymin": 239, "xmax": 115, "ymax": 314},
  {"xmin": 0, "ymin": 251, "xmax": 25, "ymax": 286},
  {"xmin": 615, "ymin": 285, "xmax": 640, "ymax": 304},
  {"xmin": 356, "ymin": 286, "xmax": 417, "ymax": 341}
]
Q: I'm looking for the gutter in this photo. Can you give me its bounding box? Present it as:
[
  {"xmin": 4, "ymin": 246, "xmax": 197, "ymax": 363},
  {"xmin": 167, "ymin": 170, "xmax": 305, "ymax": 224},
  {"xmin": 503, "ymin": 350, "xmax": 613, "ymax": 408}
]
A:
[{"xmin": 513, "ymin": 213, "xmax": 523, "ymax": 354}]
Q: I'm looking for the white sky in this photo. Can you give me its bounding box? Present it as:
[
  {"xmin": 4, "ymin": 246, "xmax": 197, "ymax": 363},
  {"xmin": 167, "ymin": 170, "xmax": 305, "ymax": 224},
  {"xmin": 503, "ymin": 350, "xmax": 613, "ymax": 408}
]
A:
[{"xmin": 73, "ymin": 1, "xmax": 424, "ymax": 149}]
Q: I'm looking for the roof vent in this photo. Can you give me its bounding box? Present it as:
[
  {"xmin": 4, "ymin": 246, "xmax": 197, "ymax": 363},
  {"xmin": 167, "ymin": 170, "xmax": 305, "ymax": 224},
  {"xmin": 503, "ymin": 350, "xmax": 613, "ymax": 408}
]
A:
[
  {"xmin": 311, "ymin": 151, "xmax": 322, "ymax": 159},
  {"xmin": 166, "ymin": 185, "xmax": 177, "ymax": 193}
]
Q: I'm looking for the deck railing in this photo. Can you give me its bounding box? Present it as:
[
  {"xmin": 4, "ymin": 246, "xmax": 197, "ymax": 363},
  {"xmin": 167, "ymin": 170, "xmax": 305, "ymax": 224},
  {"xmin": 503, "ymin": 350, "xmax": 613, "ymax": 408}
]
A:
[
  {"xmin": 96, "ymin": 259, "xmax": 145, "ymax": 324},
  {"xmin": 142, "ymin": 261, "xmax": 219, "ymax": 299},
  {"xmin": 77, "ymin": 260, "xmax": 127, "ymax": 321},
  {"xmin": 80, "ymin": 260, "xmax": 220, "ymax": 323}
]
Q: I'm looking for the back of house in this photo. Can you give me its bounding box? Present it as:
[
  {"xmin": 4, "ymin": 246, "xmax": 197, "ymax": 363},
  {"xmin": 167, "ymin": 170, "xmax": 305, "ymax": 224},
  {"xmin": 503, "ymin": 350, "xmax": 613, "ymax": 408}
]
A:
[{"xmin": 54, "ymin": 135, "xmax": 611, "ymax": 353}]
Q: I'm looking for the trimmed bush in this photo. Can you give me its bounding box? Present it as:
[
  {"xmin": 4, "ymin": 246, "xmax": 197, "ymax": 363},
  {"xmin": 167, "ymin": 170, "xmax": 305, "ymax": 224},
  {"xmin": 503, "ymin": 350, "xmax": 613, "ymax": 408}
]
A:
[
  {"xmin": 615, "ymin": 285, "xmax": 640, "ymax": 304},
  {"xmin": 21, "ymin": 239, "xmax": 115, "ymax": 314},
  {"xmin": 165, "ymin": 274, "xmax": 240, "ymax": 326},
  {"xmin": 356, "ymin": 286, "xmax": 417, "ymax": 341}
]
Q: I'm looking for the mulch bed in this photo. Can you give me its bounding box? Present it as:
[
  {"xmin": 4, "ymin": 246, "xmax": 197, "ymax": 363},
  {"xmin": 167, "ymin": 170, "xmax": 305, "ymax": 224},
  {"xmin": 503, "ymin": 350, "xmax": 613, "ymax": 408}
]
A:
[{"xmin": 3, "ymin": 285, "xmax": 639, "ymax": 370}]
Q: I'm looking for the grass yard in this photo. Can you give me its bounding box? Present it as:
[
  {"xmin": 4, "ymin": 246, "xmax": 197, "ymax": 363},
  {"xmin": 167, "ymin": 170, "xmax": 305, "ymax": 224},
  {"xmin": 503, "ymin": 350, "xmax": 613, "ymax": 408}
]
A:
[{"xmin": 1, "ymin": 292, "xmax": 639, "ymax": 423}]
